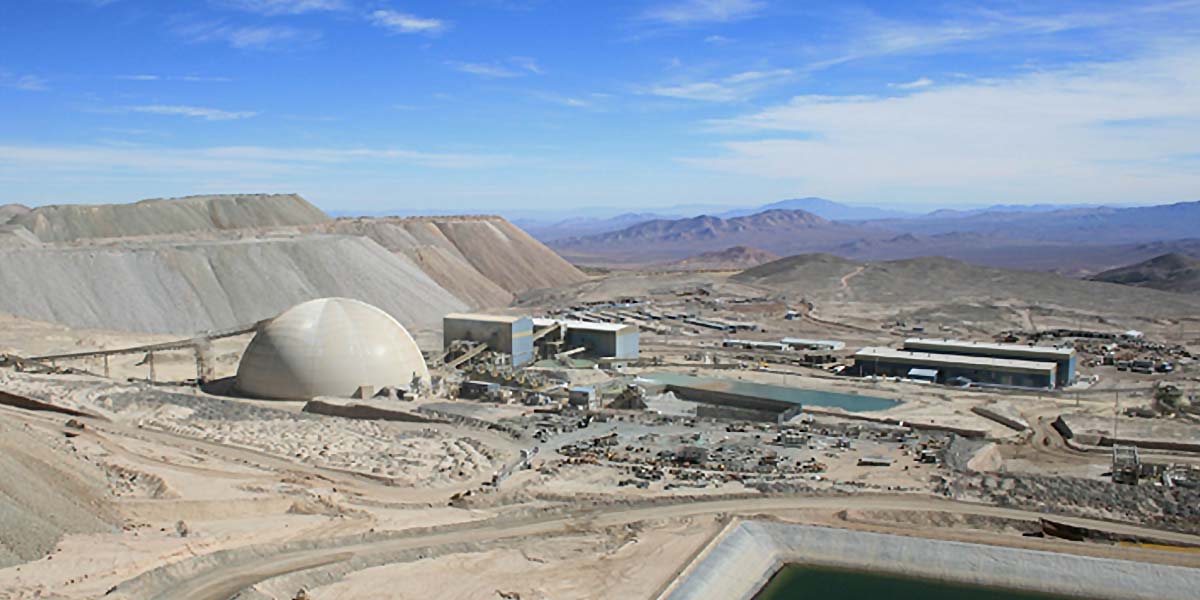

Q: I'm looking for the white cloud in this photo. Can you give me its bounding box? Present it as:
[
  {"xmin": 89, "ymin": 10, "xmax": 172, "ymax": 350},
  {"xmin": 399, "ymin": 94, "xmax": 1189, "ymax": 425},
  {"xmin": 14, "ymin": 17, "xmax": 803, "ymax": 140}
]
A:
[
  {"xmin": 890, "ymin": 77, "xmax": 933, "ymax": 89},
  {"xmin": 215, "ymin": 0, "xmax": 347, "ymax": 15},
  {"xmin": 127, "ymin": 105, "xmax": 259, "ymax": 120},
  {"xmin": 686, "ymin": 47, "xmax": 1200, "ymax": 203},
  {"xmin": 804, "ymin": 2, "xmax": 1200, "ymax": 73},
  {"xmin": 450, "ymin": 57, "xmax": 544, "ymax": 79},
  {"xmin": 369, "ymin": 9, "xmax": 447, "ymax": 34},
  {"xmin": 177, "ymin": 75, "xmax": 235, "ymax": 83},
  {"xmin": 1, "ymin": 71, "xmax": 49, "ymax": 92},
  {"xmin": 511, "ymin": 56, "xmax": 543, "ymax": 75},
  {"xmin": 704, "ymin": 34, "xmax": 730, "ymax": 44},
  {"xmin": 175, "ymin": 21, "xmax": 321, "ymax": 50},
  {"xmin": 642, "ymin": 0, "xmax": 764, "ymax": 25},
  {"xmin": 649, "ymin": 68, "xmax": 793, "ymax": 102},
  {"xmin": 116, "ymin": 74, "xmax": 233, "ymax": 82},
  {"xmin": 532, "ymin": 92, "xmax": 593, "ymax": 109},
  {"xmin": 452, "ymin": 62, "xmax": 519, "ymax": 78}
]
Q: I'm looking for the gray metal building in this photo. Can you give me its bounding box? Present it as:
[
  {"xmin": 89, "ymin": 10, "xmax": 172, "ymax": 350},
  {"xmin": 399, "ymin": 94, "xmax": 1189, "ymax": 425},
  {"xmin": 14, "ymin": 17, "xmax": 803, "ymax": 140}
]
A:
[
  {"xmin": 533, "ymin": 318, "xmax": 639, "ymax": 360},
  {"xmin": 854, "ymin": 347, "xmax": 1057, "ymax": 389},
  {"xmin": 443, "ymin": 313, "xmax": 534, "ymax": 367},
  {"xmin": 564, "ymin": 320, "xmax": 639, "ymax": 359},
  {"xmin": 902, "ymin": 338, "xmax": 1077, "ymax": 386}
]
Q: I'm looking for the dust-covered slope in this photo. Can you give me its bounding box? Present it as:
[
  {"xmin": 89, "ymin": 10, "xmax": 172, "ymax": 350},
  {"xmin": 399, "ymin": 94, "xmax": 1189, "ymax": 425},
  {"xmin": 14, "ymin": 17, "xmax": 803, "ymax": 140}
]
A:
[
  {"xmin": 1090, "ymin": 253, "xmax": 1200, "ymax": 294},
  {"xmin": 329, "ymin": 216, "xmax": 587, "ymax": 308},
  {"xmin": 0, "ymin": 417, "xmax": 119, "ymax": 568},
  {"xmin": 0, "ymin": 225, "xmax": 39, "ymax": 247},
  {"xmin": 735, "ymin": 254, "xmax": 1200, "ymax": 317},
  {"xmin": 11, "ymin": 194, "xmax": 331, "ymax": 243},
  {"xmin": 0, "ymin": 203, "xmax": 30, "ymax": 224},
  {"xmin": 0, "ymin": 235, "xmax": 466, "ymax": 334}
]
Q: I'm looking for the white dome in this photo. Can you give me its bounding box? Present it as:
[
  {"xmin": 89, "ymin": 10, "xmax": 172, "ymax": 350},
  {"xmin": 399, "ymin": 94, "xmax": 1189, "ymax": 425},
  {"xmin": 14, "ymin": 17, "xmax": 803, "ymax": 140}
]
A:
[{"xmin": 235, "ymin": 298, "xmax": 429, "ymax": 400}]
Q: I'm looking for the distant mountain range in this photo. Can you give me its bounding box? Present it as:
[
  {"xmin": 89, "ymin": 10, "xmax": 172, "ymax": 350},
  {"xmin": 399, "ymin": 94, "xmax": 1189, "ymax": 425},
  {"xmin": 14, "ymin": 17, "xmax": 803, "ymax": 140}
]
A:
[
  {"xmin": 871, "ymin": 201, "xmax": 1200, "ymax": 243},
  {"xmin": 548, "ymin": 199, "xmax": 1200, "ymax": 278},
  {"xmin": 550, "ymin": 209, "xmax": 885, "ymax": 264},
  {"xmin": 514, "ymin": 212, "xmax": 671, "ymax": 242},
  {"xmin": 717, "ymin": 197, "xmax": 916, "ymax": 221}
]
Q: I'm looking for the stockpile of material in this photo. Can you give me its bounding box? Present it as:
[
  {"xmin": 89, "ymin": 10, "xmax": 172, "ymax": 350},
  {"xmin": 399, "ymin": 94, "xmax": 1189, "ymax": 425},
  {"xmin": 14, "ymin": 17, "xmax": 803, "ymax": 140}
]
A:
[
  {"xmin": 0, "ymin": 195, "xmax": 584, "ymax": 335},
  {"xmin": 0, "ymin": 235, "xmax": 466, "ymax": 334},
  {"xmin": 329, "ymin": 216, "xmax": 587, "ymax": 308},
  {"xmin": 10, "ymin": 194, "xmax": 330, "ymax": 243}
]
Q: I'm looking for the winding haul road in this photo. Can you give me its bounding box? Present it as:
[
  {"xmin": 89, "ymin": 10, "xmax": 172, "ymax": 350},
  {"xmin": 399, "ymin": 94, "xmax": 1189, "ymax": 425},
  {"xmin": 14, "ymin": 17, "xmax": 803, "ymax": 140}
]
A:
[{"xmin": 137, "ymin": 494, "xmax": 1200, "ymax": 600}]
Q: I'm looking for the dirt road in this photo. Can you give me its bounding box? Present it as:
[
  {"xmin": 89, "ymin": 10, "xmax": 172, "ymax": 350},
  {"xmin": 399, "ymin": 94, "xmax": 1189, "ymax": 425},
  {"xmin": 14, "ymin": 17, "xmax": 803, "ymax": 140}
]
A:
[{"xmin": 136, "ymin": 494, "xmax": 1200, "ymax": 600}]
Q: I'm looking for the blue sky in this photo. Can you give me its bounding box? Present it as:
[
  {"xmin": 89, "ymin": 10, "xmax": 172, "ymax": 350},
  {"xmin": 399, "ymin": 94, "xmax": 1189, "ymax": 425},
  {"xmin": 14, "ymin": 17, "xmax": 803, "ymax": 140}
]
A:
[{"xmin": 1, "ymin": 0, "xmax": 1198, "ymax": 215}]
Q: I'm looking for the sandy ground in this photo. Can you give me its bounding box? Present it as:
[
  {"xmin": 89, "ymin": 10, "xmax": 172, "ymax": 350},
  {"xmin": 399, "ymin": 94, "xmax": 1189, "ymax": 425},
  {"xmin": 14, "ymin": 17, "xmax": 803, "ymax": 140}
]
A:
[{"xmin": 0, "ymin": 263, "xmax": 1196, "ymax": 599}]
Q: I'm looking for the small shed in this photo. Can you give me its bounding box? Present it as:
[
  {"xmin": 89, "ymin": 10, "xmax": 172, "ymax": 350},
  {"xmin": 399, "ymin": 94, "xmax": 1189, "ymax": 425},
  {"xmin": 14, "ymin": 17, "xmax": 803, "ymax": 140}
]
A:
[
  {"xmin": 907, "ymin": 368, "xmax": 939, "ymax": 383},
  {"xmin": 568, "ymin": 386, "xmax": 597, "ymax": 408}
]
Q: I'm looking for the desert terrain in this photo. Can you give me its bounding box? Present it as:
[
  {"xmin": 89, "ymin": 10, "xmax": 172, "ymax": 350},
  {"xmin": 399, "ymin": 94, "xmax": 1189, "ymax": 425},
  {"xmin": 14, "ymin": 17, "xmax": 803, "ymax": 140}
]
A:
[{"xmin": 2, "ymin": 194, "xmax": 1200, "ymax": 600}]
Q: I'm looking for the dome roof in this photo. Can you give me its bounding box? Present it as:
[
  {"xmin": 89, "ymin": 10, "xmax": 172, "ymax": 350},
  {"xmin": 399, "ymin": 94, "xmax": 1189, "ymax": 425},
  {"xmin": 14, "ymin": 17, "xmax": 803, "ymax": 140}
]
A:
[{"xmin": 235, "ymin": 298, "xmax": 429, "ymax": 400}]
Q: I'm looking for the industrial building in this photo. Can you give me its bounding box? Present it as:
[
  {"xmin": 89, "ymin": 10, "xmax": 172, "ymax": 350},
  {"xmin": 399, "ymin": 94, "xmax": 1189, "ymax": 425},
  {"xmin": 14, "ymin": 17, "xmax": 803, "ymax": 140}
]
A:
[
  {"xmin": 781, "ymin": 338, "xmax": 845, "ymax": 351},
  {"xmin": 902, "ymin": 338, "xmax": 1077, "ymax": 385},
  {"xmin": 854, "ymin": 347, "xmax": 1057, "ymax": 389},
  {"xmin": 443, "ymin": 313, "xmax": 534, "ymax": 367},
  {"xmin": 533, "ymin": 318, "xmax": 639, "ymax": 360},
  {"xmin": 236, "ymin": 298, "xmax": 429, "ymax": 401},
  {"xmin": 722, "ymin": 338, "xmax": 845, "ymax": 352}
]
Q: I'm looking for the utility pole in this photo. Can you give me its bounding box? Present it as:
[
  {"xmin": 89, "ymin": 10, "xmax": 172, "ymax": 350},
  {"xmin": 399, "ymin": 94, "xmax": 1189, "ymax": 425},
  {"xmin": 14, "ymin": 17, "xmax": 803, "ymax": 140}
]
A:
[{"xmin": 1113, "ymin": 390, "xmax": 1120, "ymax": 442}]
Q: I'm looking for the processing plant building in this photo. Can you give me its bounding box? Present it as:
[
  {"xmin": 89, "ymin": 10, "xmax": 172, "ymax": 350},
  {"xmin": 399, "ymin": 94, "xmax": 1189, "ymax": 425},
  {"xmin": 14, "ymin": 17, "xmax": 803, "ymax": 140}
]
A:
[
  {"xmin": 902, "ymin": 338, "xmax": 1076, "ymax": 385},
  {"xmin": 853, "ymin": 347, "xmax": 1058, "ymax": 389},
  {"xmin": 443, "ymin": 313, "xmax": 535, "ymax": 367},
  {"xmin": 533, "ymin": 318, "xmax": 640, "ymax": 360}
]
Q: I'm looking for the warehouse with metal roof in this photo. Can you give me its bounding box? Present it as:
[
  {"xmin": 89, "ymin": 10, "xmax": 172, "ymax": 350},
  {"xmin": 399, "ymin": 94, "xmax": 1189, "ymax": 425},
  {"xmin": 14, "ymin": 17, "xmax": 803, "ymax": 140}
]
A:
[
  {"xmin": 902, "ymin": 338, "xmax": 1076, "ymax": 385},
  {"xmin": 854, "ymin": 347, "xmax": 1057, "ymax": 389}
]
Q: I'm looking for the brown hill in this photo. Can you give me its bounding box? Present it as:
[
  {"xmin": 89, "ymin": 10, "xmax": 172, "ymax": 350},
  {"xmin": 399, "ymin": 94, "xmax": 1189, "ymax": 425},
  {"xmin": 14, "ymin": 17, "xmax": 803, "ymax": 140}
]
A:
[
  {"xmin": 550, "ymin": 209, "xmax": 886, "ymax": 265},
  {"xmin": 734, "ymin": 254, "xmax": 1200, "ymax": 319},
  {"xmin": 327, "ymin": 216, "xmax": 588, "ymax": 309},
  {"xmin": 662, "ymin": 246, "xmax": 781, "ymax": 271},
  {"xmin": 11, "ymin": 194, "xmax": 330, "ymax": 243},
  {"xmin": 1090, "ymin": 253, "xmax": 1200, "ymax": 294}
]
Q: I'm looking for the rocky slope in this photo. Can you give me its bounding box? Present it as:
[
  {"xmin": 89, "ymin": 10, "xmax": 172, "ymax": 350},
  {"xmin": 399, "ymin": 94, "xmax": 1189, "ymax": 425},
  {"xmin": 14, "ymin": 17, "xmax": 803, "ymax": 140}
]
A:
[
  {"xmin": 661, "ymin": 246, "xmax": 780, "ymax": 271},
  {"xmin": 1089, "ymin": 253, "xmax": 1200, "ymax": 294},
  {"xmin": 327, "ymin": 216, "xmax": 588, "ymax": 309},
  {"xmin": 10, "ymin": 194, "xmax": 331, "ymax": 243},
  {"xmin": 0, "ymin": 416, "xmax": 119, "ymax": 568}
]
